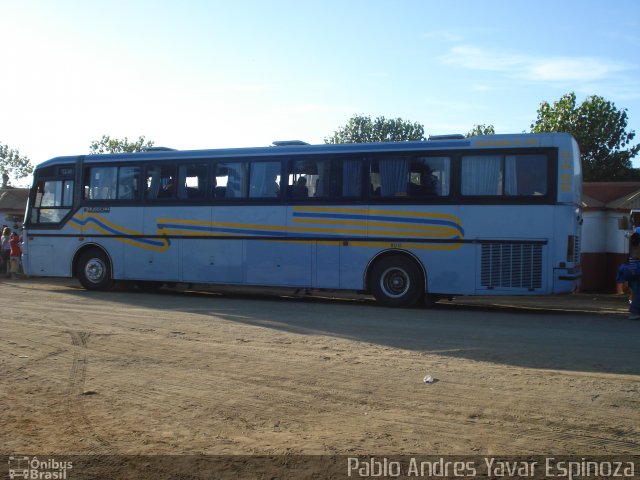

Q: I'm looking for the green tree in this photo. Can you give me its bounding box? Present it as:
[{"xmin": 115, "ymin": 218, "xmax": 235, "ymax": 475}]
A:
[
  {"xmin": 89, "ymin": 135, "xmax": 155, "ymax": 154},
  {"xmin": 530, "ymin": 92, "xmax": 640, "ymax": 181},
  {"xmin": 0, "ymin": 142, "xmax": 33, "ymax": 188},
  {"xmin": 466, "ymin": 124, "xmax": 495, "ymax": 137},
  {"xmin": 325, "ymin": 115, "xmax": 425, "ymax": 144}
]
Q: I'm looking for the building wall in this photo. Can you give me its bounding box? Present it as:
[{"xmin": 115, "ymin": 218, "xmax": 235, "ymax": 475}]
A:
[
  {"xmin": 581, "ymin": 252, "xmax": 626, "ymax": 292},
  {"xmin": 580, "ymin": 209, "xmax": 630, "ymax": 291}
]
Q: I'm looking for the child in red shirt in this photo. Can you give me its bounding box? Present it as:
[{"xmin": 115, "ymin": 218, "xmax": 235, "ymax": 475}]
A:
[{"xmin": 9, "ymin": 233, "xmax": 22, "ymax": 278}]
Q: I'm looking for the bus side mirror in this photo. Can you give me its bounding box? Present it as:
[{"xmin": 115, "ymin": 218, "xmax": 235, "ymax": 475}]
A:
[{"xmin": 619, "ymin": 216, "xmax": 630, "ymax": 230}]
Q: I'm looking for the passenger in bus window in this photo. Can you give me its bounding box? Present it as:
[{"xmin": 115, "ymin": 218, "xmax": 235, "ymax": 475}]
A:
[
  {"xmin": 160, "ymin": 177, "xmax": 176, "ymax": 198},
  {"xmin": 409, "ymin": 169, "xmax": 438, "ymax": 197},
  {"xmin": 119, "ymin": 179, "xmax": 136, "ymax": 199},
  {"xmin": 264, "ymin": 175, "xmax": 280, "ymax": 197},
  {"xmin": 293, "ymin": 176, "xmax": 308, "ymax": 197},
  {"xmin": 422, "ymin": 169, "xmax": 438, "ymax": 195}
]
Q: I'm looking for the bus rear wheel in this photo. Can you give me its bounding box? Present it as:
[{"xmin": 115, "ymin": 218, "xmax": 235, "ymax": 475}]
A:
[
  {"xmin": 370, "ymin": 256, "xmax": 424, "ymax": 307},
  {"xmin": 77, "ymin": 249, "xmax": 113, "ymax": 291}
]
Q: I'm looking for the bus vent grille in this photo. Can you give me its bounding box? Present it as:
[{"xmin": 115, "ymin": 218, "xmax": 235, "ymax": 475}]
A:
[
  {"xmin": 573, "ymin": 235, "xmax": 581, "ymax": 263},
  {"xmin": 481, "ymin": 243, "xmax": 543, "ymax": 289}
]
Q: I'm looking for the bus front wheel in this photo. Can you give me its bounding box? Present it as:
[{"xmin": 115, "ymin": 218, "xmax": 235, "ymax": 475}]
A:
[
  {"xmin": 370, "ymin": 256, "xmax": 424, "ymax": 307},
  {"xmin": 77, "ymin": 249, "xmax": 113, "ymax": 291}
]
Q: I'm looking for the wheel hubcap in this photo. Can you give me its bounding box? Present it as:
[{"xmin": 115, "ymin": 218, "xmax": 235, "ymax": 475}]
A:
[
  {"xmin": 84, "ymin": 258, "xmax": 106, "ymax": 284},
  {"xmin": 380, "ymin": 267, "xmax": 410, "ymax": 298}
]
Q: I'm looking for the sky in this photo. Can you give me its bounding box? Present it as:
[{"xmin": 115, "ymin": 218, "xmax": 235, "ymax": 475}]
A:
[{"xmin": 1, "ymin": 0, "xmax": 639, "ymax": 184}]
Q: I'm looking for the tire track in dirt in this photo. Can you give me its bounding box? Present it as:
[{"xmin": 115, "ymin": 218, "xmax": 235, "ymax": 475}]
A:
[
  {"xmin": 64, "ymin": 329, "xmax": 113, "ymax": 449},
  {"xmin": 45, "ymin": 316, "xmax": 114, "ymax": 452},
  {"xmin": 61, "ymin": 327, "xmax": 134, "ymax": 475}
]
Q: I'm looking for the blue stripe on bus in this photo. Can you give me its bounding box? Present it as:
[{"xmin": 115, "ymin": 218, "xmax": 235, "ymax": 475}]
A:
[
  {"xmin": 160, "ymin": 224, "xmax": 345, "ymax": 238},
  {"xmin": 157, "ymin": 223, "xmax": 461, "ymax": 240},
  {"xmin": 71, "ymin": 213, "xmax": 462, "ymax": 243},
  {"xmin": 159, "ymin": 224, "xmax": 289, "ymax": 237},
  {"xmin": 69, "ymin": 217, "xmax": 169, "ymax": 247}
]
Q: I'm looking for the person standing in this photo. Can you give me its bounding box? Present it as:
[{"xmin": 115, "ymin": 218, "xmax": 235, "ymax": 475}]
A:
[
  {"xmin": 1, "ymin": 227, "xmax": 11, "ymax": 277},
  {"xmin": 9, "ymin": 232, "xmax": 22, "ymax": 279},
  {"xmin": 616, "ymin": 231, "xmax": 640, "ymax": 320}
]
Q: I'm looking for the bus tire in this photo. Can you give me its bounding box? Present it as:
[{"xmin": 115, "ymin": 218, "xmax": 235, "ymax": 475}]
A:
[
  {"xmin": 370, "ymin": 256, "xmax": 424, "ymax": 307},
  {"xmin": 76, "ymin": 249, "xmax": 113, "ymax": 291}
]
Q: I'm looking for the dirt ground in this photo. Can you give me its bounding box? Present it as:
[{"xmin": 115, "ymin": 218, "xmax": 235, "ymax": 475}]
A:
[{"xmin": 1, "ymin": 277, "xmax": 639, "ymax": 456}]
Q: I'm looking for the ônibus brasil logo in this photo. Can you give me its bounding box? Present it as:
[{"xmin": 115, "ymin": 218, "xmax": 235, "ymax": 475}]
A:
[{"xmin": 8, "ymin": 456, "xmax": 73, "ymax": 479}]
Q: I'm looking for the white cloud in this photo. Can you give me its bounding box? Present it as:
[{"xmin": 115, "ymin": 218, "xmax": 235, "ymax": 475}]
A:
[
  {"xmin": 527, "ymin": 57, "xmax": 630, "ymax": 82},
  {"xmin": 442, "ymin": 45, "xmax": 634, "ymax": 83}
]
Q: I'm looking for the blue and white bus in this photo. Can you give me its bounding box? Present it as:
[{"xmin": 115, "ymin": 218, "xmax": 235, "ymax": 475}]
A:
[{"xmin": 22, "ymin": 133, "xmax": 582, "ymax": 307}]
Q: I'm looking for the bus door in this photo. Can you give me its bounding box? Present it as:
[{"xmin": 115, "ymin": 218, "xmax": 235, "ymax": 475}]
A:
[{"xmin": 24, "ymin": 164, "xmax": 75, "ymax": 276}]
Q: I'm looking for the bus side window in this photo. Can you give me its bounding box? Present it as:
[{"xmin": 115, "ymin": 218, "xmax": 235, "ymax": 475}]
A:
[
  {"xmin": 117, "ymin": 166, "xmax": 140, "ymax": 200},
  {"xmin": 408, "ymin": 157, "xmax": 450, "ymax": 197},
  {"xmin": 341, "ymin": 158, "xmax": 363, "ymax": 198},
  {"xmin": 146, "ymin": 164, "xmax": 177, "ymax": 200},
  {"xmin": 85, "ymin": 167, "xmax": 117, "ymax": 200},
  {"xmin": 214, "ymin": 162, "xmax": 248, "ymax": 199},
  {"xmin": 461, "ymin": 154, "xmax": 547, "ymax": 197},
  {"xmin": 249, "ymin": 161, "xmax": 280, "ymax": 198},
  {"xmin": 287, "ymin": 159, "xmax": 317, "ymax": 199},
  {"xmin": 311, "ymin": 157, "xmax": 362, "ymax": 199},
  {"xmin": 461, "ymin": 155, "xmax": 503, "ymax": 196},
  {"xmin": 370, "ymin": 157, "xmax": 410, "ymax": 197},
  {"xmin": 505, "ymin": 154, "xmax": 547, "ymax": 196},
  {"xmin": 178, "ymin": 163, "xmax": 207, "ymax": 200}
]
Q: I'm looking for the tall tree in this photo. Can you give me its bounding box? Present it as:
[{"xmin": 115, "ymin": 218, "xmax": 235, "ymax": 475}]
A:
[
  {"xmin": 89, "ymin": 135, "xmax": 155, "ymax": 154},
  {"xmin": 0, "ymin": 142, "xmax": 33, "ymax": 188},
  {"xmin": 530, "ymin": 92, "xmax": 639, "ymax": 181},
  {"xmin": 466, "ymin": 124, "xmax": 495, "ymax": 137},
  {"xmin": 325, "ymin": 115, "xmax": 425, "ymax": 144}
]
